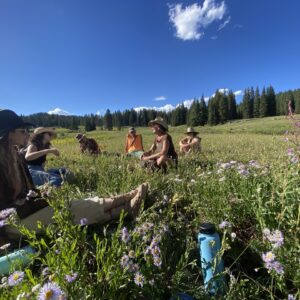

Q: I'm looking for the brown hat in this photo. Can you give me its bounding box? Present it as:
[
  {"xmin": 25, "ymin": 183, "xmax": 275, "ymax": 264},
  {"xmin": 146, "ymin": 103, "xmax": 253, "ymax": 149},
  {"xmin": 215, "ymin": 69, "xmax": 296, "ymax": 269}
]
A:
[
  {"xmin": 33, "ymin": 127, "xmax": 56, "ymax": 136},
  {"xmin": 148, "ymin": 117, "xmax": 168, "ymax": 131},
  {"xmin": 186, "ymin": 127, "xmax": 199, "ymax": 134}
]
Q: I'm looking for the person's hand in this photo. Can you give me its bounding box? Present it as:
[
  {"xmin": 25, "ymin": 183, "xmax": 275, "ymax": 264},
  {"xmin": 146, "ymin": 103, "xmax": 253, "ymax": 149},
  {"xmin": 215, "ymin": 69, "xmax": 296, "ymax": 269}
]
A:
[{"xmin": 49, "ymin": 148, "xmax": 60, "ymax": 156}]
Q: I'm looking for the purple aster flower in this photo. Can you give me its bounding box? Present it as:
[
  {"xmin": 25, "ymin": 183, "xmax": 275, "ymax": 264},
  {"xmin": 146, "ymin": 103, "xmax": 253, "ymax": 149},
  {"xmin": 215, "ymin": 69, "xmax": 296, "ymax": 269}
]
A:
[
  {"xmin": 151, "ymin": 246, "xmax": 161, "ymax": 257},
  {"xmin": 79, "ymin": 218, "xmax": 88, "ymax": 226},
  {"xmin": 65, "ymin": 271, "xmax": 78, "ymax": 283},
  {"xmin": 121, "ymin": 227, "xmax": 131, "ymax": 244},
  {"xmin": 153, "ymin": 256, "xmax": 162, "ymax": 268},
  {"xmin": 265, "ymin": 260, "xmax": 284, "ymax": 275},
  {"xmin": 0, "ymin": 220, "xmax": 7, "ymax": 228},
  {"xmin": 150, "ymin": 236, "xmax": 161, "ymax": 248},
  {"xmin": 262, "ymin": 251, "xmax": 276, "ymax": 263},
  {"xmin": 0, "ymin": 208, "xmax": 16, "ymax": 220},
  {"xmin": 144, "ymin": 246, "xmax": 151, "ymax": 255},
  {"xmin": 134, "ymin": 272, "xmax": 145, "ymax": 287},
  {"xmin": 128, "ymin": 261, "xmax": 139, "ymax": 273},
  {"xmin": 287, "ymin": 148, "xmax": 294, "ymax": 156},
  {"xmin": 8, "ymin": 271, "xmax": 24, "ymax": 286},
  {"xmin": 290, "ymin": 155, "xmax": 299, "ymax": 164},
  {"xmin": 288, "ymin": 295, "xmax": 296, "ymax": 300},
  {"xmin": 268, "ymin": 230, "xmax": 284, "ymax": 248},
  {"xmin": 120, "ymin": 254, "xmax": 130, "ymax": 268},
  {"xmin": 42, "ymin": 267, "xmax": 49, "ymax": 277},
  {"xmin": 37, "ymin": 282, "xmax": 64, "ymax": 300},
  {"xmin": 219, "ymin": 221, "xmax": 232, "ymax": 229}
]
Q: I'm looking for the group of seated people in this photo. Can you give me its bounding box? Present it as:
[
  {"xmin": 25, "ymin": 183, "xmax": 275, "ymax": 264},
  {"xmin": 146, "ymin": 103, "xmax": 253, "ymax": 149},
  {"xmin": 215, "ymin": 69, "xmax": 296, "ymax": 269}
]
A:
[
  {"xmin": 0, "ymin": 108, "xmax": 202, "ymax": 248},
  {"xmin": 0, "ymin": 109, "xmax": 148, "ymax": 248}
]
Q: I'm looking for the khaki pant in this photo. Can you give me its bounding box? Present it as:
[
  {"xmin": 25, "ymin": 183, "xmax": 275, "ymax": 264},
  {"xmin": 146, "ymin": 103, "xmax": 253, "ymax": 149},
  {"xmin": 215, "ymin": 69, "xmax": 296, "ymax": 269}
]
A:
[{"xmin": 6, "ymin": 197, "xmax": 106, "ymax": 239}]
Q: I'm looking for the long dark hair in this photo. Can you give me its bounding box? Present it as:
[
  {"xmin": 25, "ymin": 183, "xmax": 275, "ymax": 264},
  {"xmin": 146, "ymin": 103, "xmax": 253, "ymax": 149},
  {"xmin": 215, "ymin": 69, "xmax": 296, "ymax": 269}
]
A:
[{"xmin": 30, "ymin": 133, "xmax": 51, "ymax": 150}]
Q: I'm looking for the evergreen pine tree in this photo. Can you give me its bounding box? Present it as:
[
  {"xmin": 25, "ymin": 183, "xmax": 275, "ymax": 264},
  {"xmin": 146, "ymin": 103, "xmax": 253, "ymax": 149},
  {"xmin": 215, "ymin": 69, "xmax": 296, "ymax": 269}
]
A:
[
  {"xmin": 266, "ymin": 86, "xmax": 276, "ymax": 116},
  {"xmin": 103, "ymin": 109, "xmax": 113, "ymax": 130},
  {"xmin": 199, "ymin": 96, "xmax": 208, "ymax": 125},
  {"xmin": 253, "ymin": 87, "xmax": 260, "ymax": 118},
  {"xmin": 227, "ymin": 91, "xmax": 237, "ymax": 120},
  {"xmin": 259, "ymin": 88, "xmax": 268, "ymax": 117}
]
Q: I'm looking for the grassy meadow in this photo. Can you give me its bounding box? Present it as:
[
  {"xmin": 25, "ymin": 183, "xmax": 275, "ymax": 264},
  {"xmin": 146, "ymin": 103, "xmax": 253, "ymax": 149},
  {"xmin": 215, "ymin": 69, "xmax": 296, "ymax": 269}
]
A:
[{"xmin": 1, "ymin": 116, "xmax": 299, "ymax": 299}]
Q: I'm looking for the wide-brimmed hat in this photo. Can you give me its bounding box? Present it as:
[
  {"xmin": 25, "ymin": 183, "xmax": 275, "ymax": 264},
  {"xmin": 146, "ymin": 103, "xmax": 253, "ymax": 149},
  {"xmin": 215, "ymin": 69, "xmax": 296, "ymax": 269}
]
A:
[
  {"xmin": 0, "ymin": 109, "xmax": 34, "ymax": 139},
  {"xmin": 148, "ymin": 117, "xmax": 168, "ymax": 131},
  {"xmin": 186, "ymin": 127, "xmax": 199, "ymax": 135},
  {"xmin": 33, "ymin": 127, "xmax": 56, "ymax": 136},
  {"xmin": 128, "ymin": 127, "xmax": 136, "ymax": 133}
]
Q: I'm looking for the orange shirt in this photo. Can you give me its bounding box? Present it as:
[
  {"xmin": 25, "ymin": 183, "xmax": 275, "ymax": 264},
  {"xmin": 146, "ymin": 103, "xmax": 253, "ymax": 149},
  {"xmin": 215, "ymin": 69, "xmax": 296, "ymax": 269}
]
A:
[{"xmin": 125, "ymin": 134, "xmax": 144, "ymax": 153}]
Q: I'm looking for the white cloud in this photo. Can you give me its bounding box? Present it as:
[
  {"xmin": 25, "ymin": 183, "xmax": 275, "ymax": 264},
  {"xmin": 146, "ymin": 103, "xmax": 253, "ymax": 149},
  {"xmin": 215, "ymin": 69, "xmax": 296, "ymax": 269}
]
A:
[
  {"xmin": 210, "ymin": 35, "xmax": 218, "ymax": 40},
  {"xmin": 233, "ymin": 24, "xmax": 243, "ymax": 29},
  {"xmin": 134, "ymin": 104, "xmax": 175, "ymax": 113},
  {"xmin": 234, "ymin": 90, "xmax": 243, "ymax": 96},
  {"xmin": 48, "ymin": 108, "xmax": 71, "ymax": 115},
  {"xmin": 154, "ymin": 96, "xmax": 167, "ymax": 101},
  {"xmin": 217, "ymin": 16, "xmax": 231, "ymax": 31},
  {"xmin": 168, "ymin": 0, "xmax": 227, "ymax": 41}
]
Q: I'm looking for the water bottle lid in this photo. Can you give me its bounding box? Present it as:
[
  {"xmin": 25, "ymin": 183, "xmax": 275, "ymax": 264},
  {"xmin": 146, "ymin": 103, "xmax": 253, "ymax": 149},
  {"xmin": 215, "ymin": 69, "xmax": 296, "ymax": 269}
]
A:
[{"xmin": 200, "ymin": 223, "xmax": 216, "ymax": 234}]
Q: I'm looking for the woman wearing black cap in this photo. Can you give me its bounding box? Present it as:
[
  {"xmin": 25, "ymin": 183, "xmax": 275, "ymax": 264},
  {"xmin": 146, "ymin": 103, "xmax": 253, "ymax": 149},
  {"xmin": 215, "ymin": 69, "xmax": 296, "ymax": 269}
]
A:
[{"xmin": 0, "ymin": 109, "xmax": 147, "ymax": 246}]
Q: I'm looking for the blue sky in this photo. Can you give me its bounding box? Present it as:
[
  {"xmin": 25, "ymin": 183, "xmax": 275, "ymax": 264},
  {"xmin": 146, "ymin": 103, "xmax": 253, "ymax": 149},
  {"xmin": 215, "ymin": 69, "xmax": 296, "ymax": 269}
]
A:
[{"xmin": 0, "ymin": 0, "xmax": 300, "ymax": 116}]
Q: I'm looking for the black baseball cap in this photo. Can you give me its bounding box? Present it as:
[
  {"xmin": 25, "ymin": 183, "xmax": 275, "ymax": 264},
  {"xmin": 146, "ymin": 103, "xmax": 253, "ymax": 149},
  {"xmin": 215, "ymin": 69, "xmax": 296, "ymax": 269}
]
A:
[{"xmin": 0, "ymin": 109, "xmax": 35, "ymax": 139}]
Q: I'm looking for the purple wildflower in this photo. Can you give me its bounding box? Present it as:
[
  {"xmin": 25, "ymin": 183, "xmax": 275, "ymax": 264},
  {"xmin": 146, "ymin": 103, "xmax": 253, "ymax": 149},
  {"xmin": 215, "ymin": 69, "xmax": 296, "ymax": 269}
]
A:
[
  {"xmin": 287, "ymin": 148, "xmax": 294, "ymax": 156},
  {"xmin": 263, "ymin": 228, "xmax": 284, "ymax": 248},
  {"xmin": 65, "ymin": 271, "xmax": 78, "ymax": 283},
  {"xmin": 0, "ymin": 220, "xmax": 7, "ymax": 228},
  {"xmin": 37, "ymin": 282, "xmax": 64, "ymax": 300},
  {"xmin": 290, "ymin": 156, "xmax": 299, "ymax": 164},
  {"xmin": 121, "ymin": 227, "xmax": 131, "ymax": 243},
  {"xmin": 128, "ymin": 261, "xmax": 139, "ymax": 273},
  {"xmin": 153, "ymin": 256, "xmax": 162, "ymax": 267},
  {"xmin": 151, "ymin": 246, "xmax": 161, "ymax": 257},
  {"xmin": 219, "ymin": 221, "xmax": 232, "ymax": 229},
  {"xmin": 8, "ymin": 271, "xmax": 24, "ymax": 286},
  {"xmin": 266, "ymin": 260, "xmax": 284, "ymax": 275},
  {"xmin": 144, "ymin": 246, "xmax": 151, "ymax": 255},
  {"xmin": 79, "ymin": 218, "xmax": 88, "ymax": 226},
  {"xmin": 134, "ymin": 272, "xmax": 145, "ymax": 287},
  {"xmin": 262, "ymin": 251, "xmax": 276, "ymax": 263},
  {"xmin": 0, "ymin": 208, "xmax": 16, "ymax": 220},
  {"xmin": 42, "ymin": 267, "xmax": 49, "ymax": 277},
  {"xmin": 120, "ymin": 254, "xmax": 130, "ymax": 268},
  {"xmin": 288, "ymin": 295, "xmax": 296, "ymax": 300}
]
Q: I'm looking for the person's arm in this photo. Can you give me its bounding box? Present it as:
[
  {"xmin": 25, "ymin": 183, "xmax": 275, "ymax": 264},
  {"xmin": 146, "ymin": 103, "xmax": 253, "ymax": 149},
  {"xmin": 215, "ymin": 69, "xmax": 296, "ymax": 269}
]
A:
[
  {"xmin": 179, "ymin": 137, "xmax": 188, "ymax": 147},
  {"xmin": 125, "ymin": 135, "xmax": 129, "ymax": 153},
  {"xmin": 25, "ymin": 145, "xmax": 60, "ymax": 161},
  {"xmin": 140, "ymin": 135, "xmax": 144, "ymax": 151},
  {"xmin": 142, "ymin": 136, "xmax": 169, "ymax": 161}
]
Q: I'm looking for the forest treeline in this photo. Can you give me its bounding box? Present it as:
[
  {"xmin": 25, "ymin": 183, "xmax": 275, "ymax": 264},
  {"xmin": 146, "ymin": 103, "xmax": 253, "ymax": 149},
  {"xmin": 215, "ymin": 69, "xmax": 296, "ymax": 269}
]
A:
[{"xmin": 22, "ymin": 86, "xmax": 300, "ymax": 131}]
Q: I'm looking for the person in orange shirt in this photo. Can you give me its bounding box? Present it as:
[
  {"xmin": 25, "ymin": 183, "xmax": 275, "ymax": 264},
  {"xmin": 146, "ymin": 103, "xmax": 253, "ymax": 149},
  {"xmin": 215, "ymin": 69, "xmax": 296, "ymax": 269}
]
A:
[{"xmin": 125, "ymin": 127, "xmax": 144, "ymax": 158}]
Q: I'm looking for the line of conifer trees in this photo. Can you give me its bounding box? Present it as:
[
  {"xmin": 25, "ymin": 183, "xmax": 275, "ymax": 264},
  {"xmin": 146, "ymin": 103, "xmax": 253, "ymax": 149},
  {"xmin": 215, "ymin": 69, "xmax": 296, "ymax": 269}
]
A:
[{"xmin": 22, "ymin": 87, "xmax": 300, "ymax": 131}]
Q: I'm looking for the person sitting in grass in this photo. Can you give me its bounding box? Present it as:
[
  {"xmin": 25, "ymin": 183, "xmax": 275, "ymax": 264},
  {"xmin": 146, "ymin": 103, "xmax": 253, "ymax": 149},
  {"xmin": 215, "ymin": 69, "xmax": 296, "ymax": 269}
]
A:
[
  {"xmin": 0, "ymin": 109, "xmax": 148, "ymax": 246},
  {"xmin": 76, "ymin": 133, "xmax": 101, "ymax": 155},
  {"xmin": 125, "ymin": 127, "xmax": 144, "ymax": 158},
  {"xmin": 179, "ymin": 127, "xmax": 201, "ymax": 154},
  {"xmin": 141, "ymin": 117, "xmax": 178, "ymax": 172},
  {"xmin": 25, "ymin": 127, "xmax": 68, "ymax": 187}
]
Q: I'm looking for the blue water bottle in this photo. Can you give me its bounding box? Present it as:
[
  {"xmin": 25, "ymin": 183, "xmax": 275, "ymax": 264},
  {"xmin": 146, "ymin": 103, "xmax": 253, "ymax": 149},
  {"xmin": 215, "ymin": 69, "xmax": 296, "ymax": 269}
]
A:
[
  {"xmin": 0, "ymin": 246, "xmax": 35, "ymax": 275},
  {"xmin": 198, "ymin": 223, "xmax": 225, "ymax": 295}
]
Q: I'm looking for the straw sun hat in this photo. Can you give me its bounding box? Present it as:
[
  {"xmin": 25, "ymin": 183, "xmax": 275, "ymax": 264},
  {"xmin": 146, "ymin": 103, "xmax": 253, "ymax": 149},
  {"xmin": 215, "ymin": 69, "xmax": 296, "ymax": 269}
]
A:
[
  {"xmin": 148, "ymin": 117, "xmax": 168, "ymax": 131},
  {"xmin": 186, "ymin": 127, "xmax": 199, "ymax": 135},
  {"xmin": 33, "ymin": 127, "xmax": 56, "ymax": 136}
]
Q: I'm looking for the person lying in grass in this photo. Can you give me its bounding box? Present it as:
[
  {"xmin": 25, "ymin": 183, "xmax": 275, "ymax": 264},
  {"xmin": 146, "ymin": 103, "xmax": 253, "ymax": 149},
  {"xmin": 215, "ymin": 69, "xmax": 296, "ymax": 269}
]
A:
[
  {"xmin": 0, "ymin": 109, "xmax": 148, "ymax": 247},
  {"xmin": 141, "ymin": 117, "xmax": 178, "ymax": 172}
]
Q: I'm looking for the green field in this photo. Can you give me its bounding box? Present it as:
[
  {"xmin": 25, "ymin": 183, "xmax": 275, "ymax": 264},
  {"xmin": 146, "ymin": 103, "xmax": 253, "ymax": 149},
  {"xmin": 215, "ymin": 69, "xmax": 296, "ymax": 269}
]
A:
[{"xmin": 1, "ymin": 117, "xmax": 299, "ymax": 300}]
